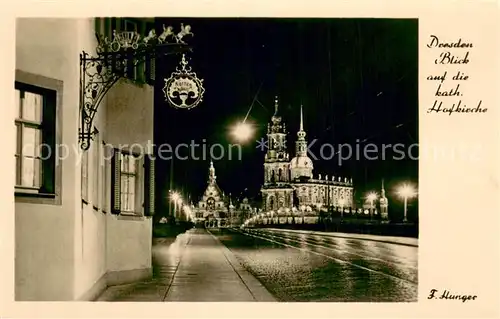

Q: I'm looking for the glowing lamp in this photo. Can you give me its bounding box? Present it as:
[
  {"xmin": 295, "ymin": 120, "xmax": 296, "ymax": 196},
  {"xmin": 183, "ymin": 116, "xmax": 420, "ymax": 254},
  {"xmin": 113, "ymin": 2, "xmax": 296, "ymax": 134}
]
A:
[
  {"xmin": 232, "ymin": 121, "xmax": 254, "ymax": 142},
  {"xmin": 366, "ymin": 192, "xmax": 378, "ymax": 202}
]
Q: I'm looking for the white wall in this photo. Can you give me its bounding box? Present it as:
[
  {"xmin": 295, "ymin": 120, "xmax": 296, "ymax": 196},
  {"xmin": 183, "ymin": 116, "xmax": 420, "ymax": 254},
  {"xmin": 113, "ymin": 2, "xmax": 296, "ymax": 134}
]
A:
[
  {"xmin": 15, "ymin": 18, "xmax": 81, "ymax": 301},
  {"xmin": 15, "ymin": 18, "xmax": 154, "ymax": 301},
  {"xmin": 106, "ymin": 80, "xmax": 154, "ymax": 148},
  {"xmin": 71, "ymin": 17, "xmax": 109, "ymax": 301},
  {"xmin": 101, "ymin": 76, "xmax": 154, "ymax": 289},
  {"xmin": 106, "ymin": 214, "xmax": 152, "ymax": 273}
]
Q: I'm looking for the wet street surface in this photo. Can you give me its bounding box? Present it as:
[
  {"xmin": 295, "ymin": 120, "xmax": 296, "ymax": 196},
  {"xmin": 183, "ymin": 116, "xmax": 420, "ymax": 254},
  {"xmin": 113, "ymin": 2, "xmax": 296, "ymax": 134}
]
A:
[{"xmin": 213, "ymin": 228, "xmax": 418, "ymax": 302}]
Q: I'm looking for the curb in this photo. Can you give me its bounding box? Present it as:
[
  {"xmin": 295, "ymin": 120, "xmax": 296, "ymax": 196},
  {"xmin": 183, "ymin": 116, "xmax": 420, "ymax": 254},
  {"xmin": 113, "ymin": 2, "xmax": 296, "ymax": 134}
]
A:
[{"xmin": 207, "ymin": 230, "xmax": 277, "ymax": 302}]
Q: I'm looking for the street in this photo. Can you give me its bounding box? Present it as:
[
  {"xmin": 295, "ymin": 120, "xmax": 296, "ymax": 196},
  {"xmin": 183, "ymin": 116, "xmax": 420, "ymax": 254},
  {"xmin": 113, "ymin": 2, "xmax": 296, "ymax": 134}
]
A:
[
  {"xmin": 215, "ymin": 228, "xmax": 418, "ymax": 302},
  {"xmin": 98, "ymin": 227, "xmax": 417, "ymax": 302}
]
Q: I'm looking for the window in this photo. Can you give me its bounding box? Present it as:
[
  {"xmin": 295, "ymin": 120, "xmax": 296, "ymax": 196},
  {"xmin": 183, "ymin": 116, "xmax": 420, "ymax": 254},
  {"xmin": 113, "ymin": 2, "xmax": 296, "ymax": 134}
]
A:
[
  {"xmin": 15, "ymin": 89, "xmax": 42, "ymax": 189},
  {"xmin": 123, "ymin": 18, "xmax": 139, "ymax": 81},
  {"xmin": 145, "ymin": 21, "xmax": 156, "ymax": 83},
  {"xmin": 111, "ymin": 17, "xmax": 120, "ymax": 33},
  {"xmin": 97, "ymin": 17, "xmax": 154, "ymax": 84},
  {"xmin": 207, "ymin": 197, "xmax": 215, "ymax": 210},
  {"xmin": 123, "ymin": 18, "xmax": 138, "ymax": 32},
  {"xmin": 102, "ymin": 141, "xmax": 108, "ymax": 213},
  {"xmin": 104, "ymin": 18, "xmax": 112, "ymax": 40},
  {"xmin": 120, "ymin": 153, "xmax": 138, "ymax": 213},
  {"xmin": 81, "ymin": 149, "xmax": 89, "ymax": 202},
  {"xmin": 92, "ymin": 130, "xmax": 100, "ymax": 209},
  {"xmin": 110, "ymin": 148, "xmax": 156, "ymax": 216},
  {"xmin": 14, "ymin": 70, "xmax": 62, "ymax": 205}
]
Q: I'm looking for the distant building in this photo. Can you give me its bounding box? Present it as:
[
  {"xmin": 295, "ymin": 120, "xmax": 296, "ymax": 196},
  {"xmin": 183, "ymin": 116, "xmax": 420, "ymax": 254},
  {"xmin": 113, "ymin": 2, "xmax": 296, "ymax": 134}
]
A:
[
  {"xmin": 260, "ymin": 97, "xmax": 355, "ymax": 219},
  {"xmin": 193, "ymin": 161, "xmax": 255, "ymax": 228}
]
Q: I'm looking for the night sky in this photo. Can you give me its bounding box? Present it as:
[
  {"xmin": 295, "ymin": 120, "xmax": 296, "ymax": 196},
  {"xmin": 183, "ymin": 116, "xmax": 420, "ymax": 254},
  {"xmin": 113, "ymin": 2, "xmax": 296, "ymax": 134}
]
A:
[{"xmin": 153, "ymin": 18, "xmax": 418, "ymax": 216}]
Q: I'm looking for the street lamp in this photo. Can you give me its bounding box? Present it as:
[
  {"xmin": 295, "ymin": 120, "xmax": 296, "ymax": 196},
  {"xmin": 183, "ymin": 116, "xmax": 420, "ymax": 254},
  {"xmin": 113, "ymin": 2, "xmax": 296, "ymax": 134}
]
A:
[
  {"xmin": 397, "ymin": 183, "xmax": 417, "ymax": 223},
  {"xmin": 170, "ymin": 191, "xmax": 180, "ymax": 202},
  {"xmin": 231, "ymin": 121, "xmax": 255, "ymax": 142},
  {"xmin": 366, "ymin": 192, "xmax": 378, "ymax": 220},
  {"xmin": 170, "ymin": 191, "xmax": 182, "ymax": 220},
  {"xmin": 177, "ymin": 198, "xmax": 184, "ymax": 220}
]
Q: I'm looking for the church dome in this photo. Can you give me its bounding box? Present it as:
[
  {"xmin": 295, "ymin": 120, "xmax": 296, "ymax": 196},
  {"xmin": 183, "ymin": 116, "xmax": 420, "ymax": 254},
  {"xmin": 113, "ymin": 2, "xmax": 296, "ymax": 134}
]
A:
[{"xmin": 290, "ymin": 156, "xmax": 314, "ymax": 169}]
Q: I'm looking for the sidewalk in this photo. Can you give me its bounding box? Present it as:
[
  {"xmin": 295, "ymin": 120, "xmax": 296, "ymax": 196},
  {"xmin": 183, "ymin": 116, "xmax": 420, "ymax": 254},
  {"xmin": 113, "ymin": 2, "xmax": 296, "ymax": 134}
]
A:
[{"xmin": 97, "ymin": 228, "xmax": 276, "ymax": 302}]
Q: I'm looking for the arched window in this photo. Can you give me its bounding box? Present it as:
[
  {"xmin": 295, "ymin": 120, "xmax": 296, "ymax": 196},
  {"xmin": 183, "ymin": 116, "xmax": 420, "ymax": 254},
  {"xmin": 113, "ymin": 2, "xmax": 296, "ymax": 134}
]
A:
[
  {"xmin": 207, "ymin": 197, "xmax": 215, "ymax": 210},
  {"xmin": 271, "ymin": 170, "xmax": 275, "ymax": 183},
  {"xmin": 269, "ymin": 196, "xmax": 275, "ymax": 210},
  {"xmin": 278, "ymin": 168, "xmax": 283, "ymax": 181}
]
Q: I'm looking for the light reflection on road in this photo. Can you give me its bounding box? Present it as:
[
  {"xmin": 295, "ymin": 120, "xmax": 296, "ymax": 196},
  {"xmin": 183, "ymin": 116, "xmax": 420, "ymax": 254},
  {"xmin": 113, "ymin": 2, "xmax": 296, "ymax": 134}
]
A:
[{"xmin": 215, "ymin": 228, "xmax": 418, "ymax": 302}]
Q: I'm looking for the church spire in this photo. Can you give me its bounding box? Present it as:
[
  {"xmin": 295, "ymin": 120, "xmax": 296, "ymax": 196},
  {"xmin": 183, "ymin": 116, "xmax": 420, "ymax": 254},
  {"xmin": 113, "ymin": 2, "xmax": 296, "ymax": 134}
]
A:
[
  {"xmin": 381, "ymin": 178, "xmax": 386, "ymax": 197},
  {"xmin": 300, "ymin": 105, "xmax": 304, "ymax": 131},
  {"xmin": 296, "ymin": 105, "xmax": 307, "ymax": 157},
  {"xmin": 209, "ymin": 160, "xmax": 216, "ymax": 184},
  {"xmin": 274, "ymin": 96, "xmax": 279, "ymax": 116}
]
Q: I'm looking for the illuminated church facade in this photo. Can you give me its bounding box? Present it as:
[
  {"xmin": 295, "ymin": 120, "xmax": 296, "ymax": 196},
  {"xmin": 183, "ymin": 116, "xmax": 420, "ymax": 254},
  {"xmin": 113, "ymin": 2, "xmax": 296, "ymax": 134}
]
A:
[
  {"xmin": 192, "ymin": 97, "xmax": 355, "ymax": 228},
  {"xmin": 260, "ymin": 97, "xmax": 354, "ymax": 214},
  {"xmin": 192, "ymin": 161, "xmax": 256, "ymax": 228}
]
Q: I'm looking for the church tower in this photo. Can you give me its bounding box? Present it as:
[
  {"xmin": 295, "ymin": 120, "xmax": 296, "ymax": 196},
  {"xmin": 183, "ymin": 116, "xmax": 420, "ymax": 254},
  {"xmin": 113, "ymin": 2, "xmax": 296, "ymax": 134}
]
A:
[
  {"xmin": 263, "ymin": 96, "xmax": 290, "ymax": 183},
  {"xmin": 209, "ymin": 160, "xmax": 216, "ymax": 184},
  {"xmin": 379, "ymin": 179, "xmax": 389, "ymax": 220},
  {"xmin": 290, "ymin": 105, "xmax": 314, "ymax": 180},
  {"xmin": 264, "ymin": 97, "xmax": 289, "ymax": 165},
  {"xmin": 261, "ymin": 96, "xmax": 294, "ymax": 212},
  {"xmin": 193, "ymin": 160, "xmax": 230, "ymax": 228}
]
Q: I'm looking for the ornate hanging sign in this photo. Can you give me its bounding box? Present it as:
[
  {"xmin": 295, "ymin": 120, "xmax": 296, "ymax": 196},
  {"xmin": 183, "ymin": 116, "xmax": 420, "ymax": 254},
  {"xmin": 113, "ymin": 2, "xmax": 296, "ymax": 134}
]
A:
[
  {"xmin": 163, "ymin": 54, "xmax": 205, "ymax": 110},
  {"xmin": 79, "ymin": 22, "xmax": 193, "ymax": 151}
]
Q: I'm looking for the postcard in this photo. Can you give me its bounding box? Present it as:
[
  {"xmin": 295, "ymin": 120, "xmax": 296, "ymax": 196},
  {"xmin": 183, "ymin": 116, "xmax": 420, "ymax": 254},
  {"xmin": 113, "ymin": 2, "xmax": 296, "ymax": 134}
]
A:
[{"xmin": 0, "ymin": 0, "xmax": 498, "ymax": 318}]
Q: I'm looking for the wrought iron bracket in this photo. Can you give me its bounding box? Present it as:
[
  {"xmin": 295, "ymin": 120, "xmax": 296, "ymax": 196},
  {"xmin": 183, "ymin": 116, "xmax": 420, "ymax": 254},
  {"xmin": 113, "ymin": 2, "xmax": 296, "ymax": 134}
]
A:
[{"xmin": 79, "ymin": 26, "xmax": 193, "ymax": 151}]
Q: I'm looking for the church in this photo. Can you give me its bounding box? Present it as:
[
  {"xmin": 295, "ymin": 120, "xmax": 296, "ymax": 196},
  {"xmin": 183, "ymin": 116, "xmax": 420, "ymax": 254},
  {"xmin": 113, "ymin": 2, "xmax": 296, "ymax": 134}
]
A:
[
  {"xmin": 260, "ymin": 97, "xmax": 355, "ymax": 216},
  {"xmin": 192, "ymin": 161, "xmax": 256, "ymax": 228},
  {"xmin": 192, "ymin": 97, "xmax": 357, "ymax": 228}
]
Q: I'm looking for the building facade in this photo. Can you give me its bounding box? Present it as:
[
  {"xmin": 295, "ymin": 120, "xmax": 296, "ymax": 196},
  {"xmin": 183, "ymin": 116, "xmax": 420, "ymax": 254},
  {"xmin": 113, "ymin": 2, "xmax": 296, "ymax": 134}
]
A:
[
  {"xmin": 261, "ymin": 97, "xmax": 354, "ymax": 216},
  {"xmin": 14, "ymin": 18, "xmax": 156, "ymax": 301},
  {"xmin": 193, "ymin": 161, "xmax": 255, "ymax": 228}
]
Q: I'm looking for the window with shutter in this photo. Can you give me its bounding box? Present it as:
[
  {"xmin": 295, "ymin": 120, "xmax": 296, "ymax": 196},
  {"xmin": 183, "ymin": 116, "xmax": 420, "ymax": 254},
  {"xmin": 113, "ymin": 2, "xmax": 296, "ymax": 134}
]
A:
[
  {"xmin": 120, "ymin": 152, "xmax": 138, "ymax": 213},
  {"xmin": 111, "ymin": 148, "xmax": 151, "ymax": 216}
]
